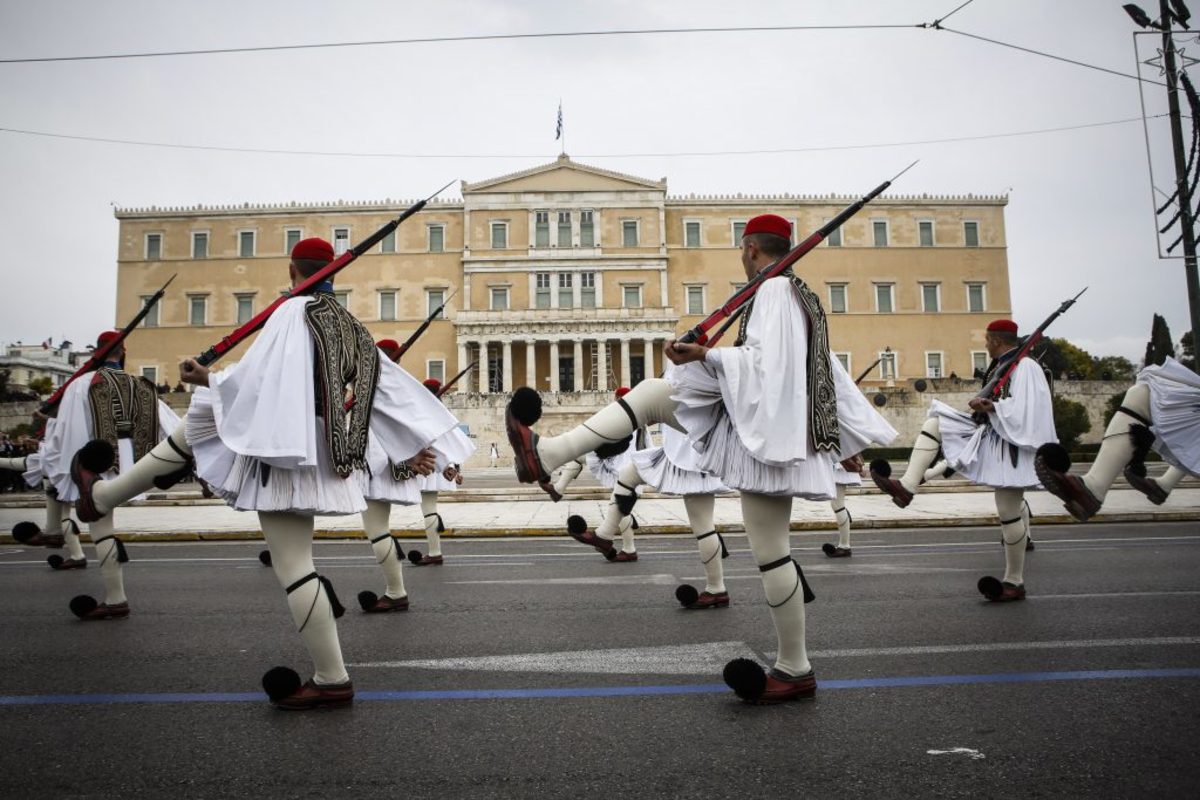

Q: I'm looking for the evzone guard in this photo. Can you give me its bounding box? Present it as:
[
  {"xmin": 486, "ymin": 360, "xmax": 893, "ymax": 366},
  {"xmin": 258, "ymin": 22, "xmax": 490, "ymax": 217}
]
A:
[
  {"xmin": 507, "ymin": 213, "xmax": 898, "ymax": 703},
  {"xmin": 71, "ymin": 234, "xmax": 472, "ymax": 710},
  {"xmin": 405, "ymin": 376, "xmax": 465, "ymax": 567},
  {"xmin": 2, "ymin": 419, "xmax": 83, "ymax": 564},
  {"xmin": 1035, "ymin": 355, "xmax": 1198, "ymax": 520},
  {"xmin": 870, "ymin": 318, "xmax": 1058, "ymax": 602}
]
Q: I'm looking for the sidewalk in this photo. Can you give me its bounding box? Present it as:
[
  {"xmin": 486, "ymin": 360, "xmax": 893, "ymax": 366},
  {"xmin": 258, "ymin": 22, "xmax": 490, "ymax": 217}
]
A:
[{"xmin": 2, "ymin": 487, "xmax": 1197, "ymax": 542}]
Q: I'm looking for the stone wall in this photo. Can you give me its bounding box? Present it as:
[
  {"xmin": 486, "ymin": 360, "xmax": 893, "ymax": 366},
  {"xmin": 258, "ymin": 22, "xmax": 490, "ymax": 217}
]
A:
[{"xmin": 0, "ymin": 401, "xmax": 38, "ymax": 435}]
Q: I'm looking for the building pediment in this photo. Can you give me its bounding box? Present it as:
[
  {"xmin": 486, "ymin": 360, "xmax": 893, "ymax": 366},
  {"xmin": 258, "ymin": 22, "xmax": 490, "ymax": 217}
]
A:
[{"xmin": 463, "ymin": 154, "xmax": 666, "ymax": 195}]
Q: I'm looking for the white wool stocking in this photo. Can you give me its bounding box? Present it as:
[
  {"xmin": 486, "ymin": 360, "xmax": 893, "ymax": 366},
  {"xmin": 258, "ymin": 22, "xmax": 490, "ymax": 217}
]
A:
[
  {"xmin": 996, "ymin": 488, "xmax": 1028, "ymax": 586},
  {"xmin": 0, "ymin": 456, "xmax": 27, "ymax": 471},
  {"xmin": 553, "ymin": 458, "xmax": 585, "ymax": 497},
  {"xmin": 1156, "ymin": 466, "xmax": 1188, "ymax": 494},
  {"xmin": 597, "ymin": 461, "xmax": 642, "ymax": 542},
  {"xmin": 260, "ymin": 512, "xmax": 348, "ymax": 686},
  {"xmin": 87, "ymin": 514, "xmax": 126, "ymax": 605},
  {"xmin": 617, "ymin": 515, "xmax": 635, "ymax": 553},
  {"xmin": 900, "ymin": 417, "xmax": 942, "ymax": 493},
  {"xmin": 536, "ymin": 379, "xmax": 680, "ymax": 471},
  {"xmin": 420, "ymin": 491, "xmax": 442, "ymax": 557},
  {"xmin": 94, "ymin": 422, "xmax": 192, "ymax": 514},
  {"xmin": 742, "ymin": 491, "xmax": 810, "ymax": 677},
  {"xmin": 1084, "ymin": 384, "xmax": 1152, "ymax": 501},
  {"xmin": 46, "ymin": 492, "xmax": 85, "ymax": 560},
  {"xmin": 831, "ymin": 484, "xmax": 851, "ymax": 549},
  {"xmin": 923, "ymin": 459, "xmax": 952, "ymax": 483},
  {"xmin": 685, "ymin": 494, "xmax": 724, "ymax": 594},
  {"xmin": 363, "ymin": 500, "xmax": 405, "ymax": 600}
]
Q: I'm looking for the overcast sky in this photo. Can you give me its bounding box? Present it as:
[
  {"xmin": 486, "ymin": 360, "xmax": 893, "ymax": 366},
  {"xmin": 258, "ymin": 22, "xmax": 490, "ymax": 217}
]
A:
[{"xmin": 1, "ymin": 0, "xmax": 1196, "ymax": 363}]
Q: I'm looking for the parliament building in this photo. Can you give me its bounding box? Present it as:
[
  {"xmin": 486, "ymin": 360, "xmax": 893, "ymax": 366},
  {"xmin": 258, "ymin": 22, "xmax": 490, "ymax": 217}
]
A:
[{"xmin": 113, "ymin": 155, "xmax": 1010, "ymax": 457}]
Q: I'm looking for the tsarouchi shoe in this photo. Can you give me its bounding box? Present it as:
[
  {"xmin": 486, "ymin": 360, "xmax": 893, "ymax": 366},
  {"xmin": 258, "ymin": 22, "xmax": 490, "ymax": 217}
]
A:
[
  {"xmin": 822, "ymin": 543, "xmax": 852, "ymax": 558},
  {"xmin": 48, "ymin": 555, "xmax": 87, "ymax": 570},
  {"xmin": 614, "ymin": 550, "xmax": 638, "ymax": 562},
  {"xmin": 364, "ymin": 594, "xmax": 409, "ymax": 613},
  {"xmin": 273, "ymin": 679, "xmax": 355, "ymax": 711},
  {"xmin": 684, "ymin": 591, "xmax": 729, "ymax": 610},
  {"xmin": 79, "ymin": 601, "xmax": 130, "ymax": 621},
  {"xmin": 415, "ymin": 554, "xmax": 443, "ymax": 567},
  {"xmin": 869, "ymin": 461, "xmax": 913, "ymax": 509},
  {"xmin": 978, "ymin": 576, "xmax": 1026, "ymax": 602}
]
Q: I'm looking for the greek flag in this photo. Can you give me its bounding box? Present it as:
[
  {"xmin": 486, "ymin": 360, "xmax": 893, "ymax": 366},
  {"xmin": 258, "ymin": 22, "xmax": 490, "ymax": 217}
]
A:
[{"xmin": 555, "ymin": 102, "xmax": 563, "ymax": 140}]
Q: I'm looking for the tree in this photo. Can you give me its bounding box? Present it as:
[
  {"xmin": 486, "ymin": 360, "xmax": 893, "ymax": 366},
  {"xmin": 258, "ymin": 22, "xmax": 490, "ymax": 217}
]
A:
[
  {"xmin": 1052, "ymin": 395, "xmax": 1092, "ymax": 451},
  {"xmin": 1038, "ymin": 338, "xmax": 1095, "ymax": 380},
  {"xmin": 1143, "ymin": 314, "xmax": 1176, "ymax": 367},
  {"xmin": 1092, "ymin": 355, "xmax": 1136, "ymax": 381},
  {"xmin": 27, "ymin": 376, "xmax": 53, "ymax": 396},
  {"xmin": 1181, "ymin": 330, "xmax": 1195, "ymax": 371}
]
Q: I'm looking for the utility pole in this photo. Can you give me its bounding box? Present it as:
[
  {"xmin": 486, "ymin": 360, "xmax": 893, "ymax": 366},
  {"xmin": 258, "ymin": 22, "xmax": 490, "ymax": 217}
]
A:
[{"xmin": 1159, "ymin": 0, "xmax": 1200, "ymax": 369}]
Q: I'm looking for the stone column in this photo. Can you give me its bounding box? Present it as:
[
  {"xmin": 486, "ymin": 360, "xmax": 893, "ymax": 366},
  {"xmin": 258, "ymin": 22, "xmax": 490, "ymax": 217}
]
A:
[
  {"xmin": 643, "ymin": 338, "xmax": 655, "ymax": 380},
  {"xmin": 457, "ymin": 342, "xmax": 469, "ymax": 394},
  {"xmin": 595, "ymin": 338, "xmax": 608, "ymax": 392},
  {"xmin": 572, "ymin": 339, "xmax": 583, "ymax": 392},
  {"xmin": 502, "ymin": 339, "xmax": 513, "ymax": 393},
  {"xmin": 477, "ymin": 341, "xmax": 490, "ymax": 394},
  {"xmin": 619, "ymin": 337, "xmax": 631, "ymax": 388},
  {"xmin": 525, "ymin": 341, "xmax": 536, "ymax": 388},
  {"xmin": 549, "ymin": 341, "xmax": 561, "ymax": 393}
]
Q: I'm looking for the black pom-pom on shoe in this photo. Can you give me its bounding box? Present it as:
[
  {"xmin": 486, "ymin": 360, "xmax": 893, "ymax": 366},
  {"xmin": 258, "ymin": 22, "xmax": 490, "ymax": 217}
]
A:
[
  {"xmin": 723, "ymin": 658, "xmax": 767, "ymax": 702},
  {"xmin": 1035, "ymin": 443, "xmax": 1071, "ymax": 474},
  {"xmin": 977, "ymin": 575, "xmax": 1003, "ymax": 600},
  {"xmin": 869, "ymin": 459, "xmax": 892, "ymax": 478},
  {"xmin": 566, "ymin": 515, "xmax": 588, "ymax": 535},
  {"xmin": 357, "ymin": 590, "xmax": 379, "ymax": 611},
  {"xmin": 509, "ymin": 387, "xmax": 543, "ymax": 426},
  {"xmin": 675, "ymin": 584, "xmax": 699, "ymax": 607},
  {"xmin": 78, "ymin": 439, "xmax": 117, "ymax": 474},
  {"xmin": 407, "ymin": 549, "xmax": 423, "ymax": 565},
  {"xmin": 821, "ymin": 542, "xmax": 836, "ymax": 556},
  {"xmin": 12, "ymin": 521, "xmax": 40, "ymax": 544},
  {"xmin": 47, "ymin": 554, "xmax": 64, "ymax": 569},
  {"xmin": 258, "ymin": 550, "xmax": 272, "ymax": 567},
  {"xmin": 69, "ymin": 594, "xmax": 99, "ymax": 619},
  {"xmin": 262, "ymin": 666, "xmax": 302, "ymax": 702}
]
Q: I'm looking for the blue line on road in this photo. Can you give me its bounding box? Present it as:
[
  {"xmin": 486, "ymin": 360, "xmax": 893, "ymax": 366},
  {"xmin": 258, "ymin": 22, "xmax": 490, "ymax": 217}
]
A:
[{"xmin": 1, "ymin": 667, "xmax": 1198, "ymax": 706}]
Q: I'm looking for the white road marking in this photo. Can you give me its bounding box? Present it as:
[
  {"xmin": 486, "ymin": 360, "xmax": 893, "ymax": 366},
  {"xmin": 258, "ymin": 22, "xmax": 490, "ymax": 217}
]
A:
[
  {"xmin": 927, "ymin": 748, "xmax": 985, "ymax": 760},
  {"xmin": 809, "ymin": 635, "xmax": 1200, "ymax": 659},
  {"xmin": 447, "ymin": 573, "xmax": 678, "ymax": 586}
]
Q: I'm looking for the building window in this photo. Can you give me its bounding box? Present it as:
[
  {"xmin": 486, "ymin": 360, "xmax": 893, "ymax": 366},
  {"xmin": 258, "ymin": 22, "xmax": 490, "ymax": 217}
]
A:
[
  {"xmin": 967, "ymin": 283, "xmax": 986, "ymax": 313},
  {"xmin": 141, "ymin": 366, "xmax": 158, "ymax": 384},
  {"xmin": 428, "ymin": 225, "xmax": 445, "ymax": 253},
  {"xmin": 379, "ymin": 291, "xmax": 397, "ymax": 322},
  {"xmin": 872, "ymin": 220, "xmax": 889, "ymax": 247},
  {"xmin": 191, "ymin": 232, "xmax": 208, "ymax": 259},
  {"xmin": 926, "ymin": 352, "xmax": 944, "ymax": 378},
  {"xmin": 875, "ymin": 283, "xmax": 894, "ymax": 313},
  {"xmin": 285, "ymin": 228, "xmax": 302, "ymax": 254},
  {"xmin": 558, "ymin": 211, "xmax": 572, "ymax": 247},
  {"xmin": 828, "ymin": 284, "xmax": 848, "ymax": 314},
  {"xmin": 623, "ymin": 285, "xmax": 642, "ymax": 308},
  {"xmin": 879, "ymin": 350, "xmax": 897, "ymax": 380},
  {"xmin": 236, "ymin": 294, "xmax": 254, "ymax": 325},
  {"xmin": 490, "ymin": 287, "xmax": 509, "ymax": 311},
  {"xmin": 964, "ymin": 221, "xmax": 980, "ymax": 248},
  {"xmin": 622, "ymin": 220, "xmax": 639, "ymax": 247},
  {"xmin": 491, "ymin": 222, "xmax": 508, "ymax": 249},
  {"xmin": 921, "ymin": 283, "xmax": 940, "ymax": 313},
  {"xmin": 380, "ymin": 230, "xmax": 396, "ymax": 253},
  {"xmin": 427, "ymin": 288, "xmax": 445, "ymax": 318},
  {"xmin": 826, "ymin": 224, "xmax": 842, "ymax": 247},
  {"xmin": 684, "ymin": 220, "xmax": 701, "ymax": 248},
  {"xmin": 332, "ymin": 227, "xmax": 350, "ymax": 256},
  {"xmin": 971, "ymin": 351, "xmax": 990, "ymax": 378},
  {"xmin": 140, "ymin": 295, "xmax": 160, "ymax": 328},
  {"xmin": 580, "ymin": 210, "xmax": 595, "ymax": 247},
  {"xmin": 427, "ymin": 360, "xmax": 445, "ymax": 383},
  {"xmin": 916, "ymin": 220, "xmax": 933, "ymax": 247},
  {"xmin": 535, "ymin": 273, "xmax": 551, "ymax": 309},
  {"xmin": 334, "ymin": 291, "xmax": 349, "ymax": 309},
  {"xmin": 834, "ymin": 353, "xmax": 851, "ymax": 374},
  {"xmin": 145, "ymin": 233, "xmax": 162, "ymax": 260},
  {"xmin": 581, "ymin": 272, "xmax": 596, "ymax": 308},
  {"xmin": 731, "ymin": 221, "xmax": 747, "ymax": 246},
  {"xmin": 535, "ymin": 211, "xmax": 550, "ymax": 248},
  {"xmin": 686, "ymin": 285, "xmax": 705, "ymax": 315},
  {"xmin": 189, "ymin": 295, "xmax": 207, "ymax": 326},
  {"xmin": 239, "ymin": 230, "xmax": 256, "ymax": 258},
  {"xmin": 558, "ymin": 272, "xmax": 573, "ymax": 307}
]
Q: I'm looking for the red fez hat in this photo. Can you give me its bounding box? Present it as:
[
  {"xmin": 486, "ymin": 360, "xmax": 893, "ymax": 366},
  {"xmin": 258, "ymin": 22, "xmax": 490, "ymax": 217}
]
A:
[
  {"xmin": 96, "ymin": 330, "xmax": 122, "ymax": 349},
  {"xmin": 743, "ymin": 214, "xmax": 792, "ymax": 241},
  {"xmin": 423, "ymin": 378, "xmax": 442, "ymax": 393},
  {"xmin": 376, "ymin": 339, "xmax": 400, "ymax": 352},
  {"xmin": 615, "ymin": 386, "xmax": 631, "ymax": 399},
  {"xmin": 291, "ymin": 237, "xmax": 335, "ymax": 264},
  {"xmin": 986, "ymin": 319, "xmax": 1019, "ymax": 335}
]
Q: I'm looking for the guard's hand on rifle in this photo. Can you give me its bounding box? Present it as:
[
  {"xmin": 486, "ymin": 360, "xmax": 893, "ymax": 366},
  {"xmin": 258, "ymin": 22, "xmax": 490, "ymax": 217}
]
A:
[
  {"xmin": 408, "ymin": 448, "xmax": 437, "ymax": 476},
  {"xmin": 665, "ymin": 339, "xmax": 709, "ymax": 366},
  {"xmin": 840, "ymin": 455, "xmax": 864, "ymax": 475},
  {"xmin": 179, "ymin": 358, "xmax": 210, "ymax": 387},
  {"xmin": 967, "ymin": 397, "xmax": 995, "ymax": 414},
  {"xmin": 442, "ymin": 465, "xmax": 459, "ymax": 482}
]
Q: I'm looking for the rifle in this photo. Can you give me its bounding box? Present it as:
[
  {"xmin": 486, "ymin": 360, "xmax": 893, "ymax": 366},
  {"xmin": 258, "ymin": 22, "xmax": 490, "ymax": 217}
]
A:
[
  {"xmin": 398, "ymin": 288, "xmax": 458, "ymax": 358},
  {"xmin": 679, "ymin": 161, "xmax": 917, "ymax": 345},
  {"xmin": 703, "ymin": 304, "xmax": 747, "ymax": 347},
  {"xmin": 977, "ymin": 287, "xmax": 1087, "ymax": 402},
  {"xmin": 436, "ymin": 361, "xmax": 477, "ymax": 397},
  {"xmin": 38, "ymin": 274, "xmax": 177, "ymax": 416},
  {"xmin": 854, "ymin": 355, "xmax": 885, "ymax": 386},
  {"xmin": 194, "ymin": 180, "xmax": 455, "ymax": 367}
]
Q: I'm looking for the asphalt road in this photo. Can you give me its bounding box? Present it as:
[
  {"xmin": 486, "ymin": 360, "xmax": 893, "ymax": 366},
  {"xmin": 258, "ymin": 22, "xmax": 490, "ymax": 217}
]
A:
[{"xmin": 1, "ymin": 521, "xmax": 1197, "ymax": 798}]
